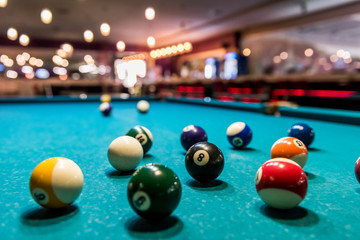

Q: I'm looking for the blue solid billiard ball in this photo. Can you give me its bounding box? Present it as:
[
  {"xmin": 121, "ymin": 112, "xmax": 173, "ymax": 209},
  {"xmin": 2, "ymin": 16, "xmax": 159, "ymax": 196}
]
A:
[
  {"xmin": 180, "ymin": 125, "xmax": 208, "ymax": 150},
  {"xmin": 226, "ymin": 122, "xmax": 252, "ymax": 148},
  {"xmin": 99, "ymin": 102, "xmax": 112, "ymax": 116},
  {"xmin": 288, "ymin": 123, "xmax": 314, "ymax": 147}
]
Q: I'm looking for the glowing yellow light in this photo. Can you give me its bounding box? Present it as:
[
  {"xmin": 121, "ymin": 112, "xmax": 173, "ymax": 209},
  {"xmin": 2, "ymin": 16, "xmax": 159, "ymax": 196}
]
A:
[
  {"xmin": 16, "ymin": 54, "xmax": 25, "ymax": 65},
  {"xmin": 116, "ymin": 41, "xmax": 126, "ymax": 52},
  {"xmin": 19, "ymin": 34, "xmax": 30, "ymax": 46},
  {"xmin": 4, "ymin": 58, "xmax": 14, "ymax": 67},
  {"xmin": 150, "ymin": 50, "xmax": 157, "ymax": 58},
  {"xmin": 29, "ymin": 57, "xmax": 37, "ymax": 66},
  {"xmin": 7, "ymin": 28, "xmax": 18, "ymax": 41},
  {"xmin": 155, "ymin": 49, "xmax": 161, "ymax": 57},
  {"xmin": 100, "ymin": 23, "xmax": 111, "ymax": 36},
  {"xmin": 166, "ymin": 47, "xmax": 172, "ymax": 55},
  {"xmin": 304, "ymin": 48, "xmax": 313, "ymax": 57},
  {"xmin": 52, "ymin": 55, "xmax": 62, "ymax": 65},
  {"xmin": 147, "ymin": 36, "xmax": 155, "ymax": 48},
  {"xmin": 171, "ymin": 45, "xmax": 178, "ymax": 54},
  {"xmin": 22, "ymin": 52, "xmax": 30, "ymax": 61},
  {"xmin": 184, "ymin": 42, "xmax": 192, "ymax": 51},
  {"xmin": 84, "ymin": 30, "xmax": 94, "ymax": 43},
  {"xmin": 36, "ymin": 59, "xmax": 44, "ymax": 67},
  {"xmin": 243, "ymin": 48, "xmax": 251, "ymax": 57},
  {"xmin": 62, "ymin": 59, "xmax": 69, "ymax": 67},
  {"xmin": 57, "ymin": 49, "xmax": 67, "ymax": 58},
  {"xmin": 177, "ymin": 44, "xmax": 184, "ymax": 52},
  {"xmin": 145, "ymin": 7, "xmax": 155, "ymax": 20},
  {"xmin": 1, "ymin": 55, "xmax": 9, "ymax": 63},
  {"xmin": 160, "ymin": 48, "xmax": 166, "ymax": 56},
  {"xmin": 0, "ymin": 0, "xmax": 7, "ymax": 8},
  {"xmin": 273, "ymin": 56, "xmax": 281, "ymax": 64},
  {"xmin": 61, "ymin": 43, "xmax": 73, "ymax": 55},
  {"xmin": 41, "ymin": 8, "xmax": 52, "ymax": 24},
  {"xmin": 280, "ymin": 51, "xmax": 288, "ymax": 60}
]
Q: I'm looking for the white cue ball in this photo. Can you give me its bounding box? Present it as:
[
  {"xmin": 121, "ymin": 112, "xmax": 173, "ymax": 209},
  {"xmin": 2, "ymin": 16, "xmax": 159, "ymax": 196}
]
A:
[
  {"xmin": 137, "ymin": 100, "xmax": 150, "ymax": 113},
  {"xmin": 107, "ymin": 136, "xmax": 143, "ymax": 171}
]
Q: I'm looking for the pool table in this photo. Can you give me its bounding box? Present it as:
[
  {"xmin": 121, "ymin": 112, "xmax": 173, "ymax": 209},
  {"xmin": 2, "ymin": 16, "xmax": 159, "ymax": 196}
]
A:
[{"xmin": 1, "ymin": 96, "xmax": 360, "ymax": 240}]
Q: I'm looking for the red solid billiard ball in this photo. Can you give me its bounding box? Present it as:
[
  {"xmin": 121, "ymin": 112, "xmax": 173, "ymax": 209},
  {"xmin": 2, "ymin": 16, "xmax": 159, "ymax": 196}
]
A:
[
  {"xmin": 255, "ymin": 158, "xmax": 308, "ymax": 209},
  {"xmin": 355, "ymin": 157, "xmax": 360, "ymax": 183},
  {"xmin": 270, "ymin": 137, "xmax": 308, "ymax": 168}
]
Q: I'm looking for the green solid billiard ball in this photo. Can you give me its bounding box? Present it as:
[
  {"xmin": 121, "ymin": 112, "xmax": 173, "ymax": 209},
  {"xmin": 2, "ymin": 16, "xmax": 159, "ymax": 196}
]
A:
[
  {"xmin": 127, "ymin": 163, "xmax": 182, "ymax": 220},
  {"xmin": 126, "ymin": 126, "xmax": 153, "ymax": 154}
]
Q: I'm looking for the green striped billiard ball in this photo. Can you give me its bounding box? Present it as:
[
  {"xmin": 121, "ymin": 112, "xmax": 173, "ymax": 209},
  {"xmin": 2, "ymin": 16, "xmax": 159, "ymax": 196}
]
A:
[
  {"xmin": 127, "ymin": 163, "xmax": 182, "ymax": 220},
  {"xmin": 126, "ymin": 126, "xmax": 153, "ymax": 154}
]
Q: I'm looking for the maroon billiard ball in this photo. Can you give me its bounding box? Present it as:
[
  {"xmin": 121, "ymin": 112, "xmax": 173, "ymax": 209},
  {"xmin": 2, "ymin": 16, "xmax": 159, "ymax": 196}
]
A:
[
  {"xmin": 355, "ymin": 157, "xmax": 360, "ymax": 183},
  {"xmin": 255, "ymin": 158, "xmax": 308, "ymax": 209}
]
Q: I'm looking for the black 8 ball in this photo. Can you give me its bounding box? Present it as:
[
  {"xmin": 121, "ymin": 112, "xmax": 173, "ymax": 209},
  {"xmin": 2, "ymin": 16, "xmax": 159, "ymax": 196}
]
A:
[{"xmin": 185, "ymin": 142, "xmax": 224, "ymax": 183}]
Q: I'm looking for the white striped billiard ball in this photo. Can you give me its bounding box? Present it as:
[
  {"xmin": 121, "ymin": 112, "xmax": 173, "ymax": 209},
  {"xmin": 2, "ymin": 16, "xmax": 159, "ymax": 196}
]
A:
[{"xmin": 226, "ymin": 122, "xmax": 252, "ymax": 149}]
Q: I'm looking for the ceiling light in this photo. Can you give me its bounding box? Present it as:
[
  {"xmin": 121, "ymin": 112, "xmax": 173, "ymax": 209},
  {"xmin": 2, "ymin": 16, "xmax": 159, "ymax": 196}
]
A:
[
  {"xmin": 100, "ymin": 23, "xmax": 111, "ymax": 36},
  {"xmin": 7, "ymin": 28, "xmax": 18, "ymax": 41},
  {"xmin": 0, "ymin": 0, "xmax": 7, "ymax": 8},
  {"xmin": 243, "ymin": 48, "xmax": 251, "ymax": 57},
  {"xmin": 36, "ymin": 59, "xmax": 44, "ymax": 67},
  {"xmin": 22, "ymin": 52, "xmax": 30, "ymax": 61},
  {"xmin": 4, "ymin": 58, "xmax": 14, "ymax": 67},
  {"xmin": 279, "ymin": 51, "xmax": 288, "ymax": 60},
  {"xmin": 84, "ymin": 30, "xmax": 94, "ymax": 43},
  {"xmin": 61, "ymin": 43, "xmax": 73, "ymax": 55},
  {"xmin": 19, "ymin": 34, "xmax": 30, "ymax": 46},
  {"xmin": 116, "ymin": 41, "xmax": 126, "ymax": 52},
  {"xmin": 304, "ymin": 48, "xmax": 313, "ymax": 57},
  {"xmin": 145, "ymin": 7, "xmax": 155, "ymax": 20},
  {"xmin": 29, "ymin": 57, "xmax": 37, "ymax": 66},
  {"xmin": 147, "ymin": 36, "xmax": 155, "ymax": 48},
  {"xmin": 41, "ymin": 8, "xmax": 52, "ymax": 24}
]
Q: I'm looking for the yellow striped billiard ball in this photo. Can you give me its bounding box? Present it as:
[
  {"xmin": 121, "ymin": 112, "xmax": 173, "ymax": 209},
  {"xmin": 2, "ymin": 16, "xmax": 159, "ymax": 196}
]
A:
[{"xmin": 29, "ymin": 157, "xmax": 84, "ymax": 209}]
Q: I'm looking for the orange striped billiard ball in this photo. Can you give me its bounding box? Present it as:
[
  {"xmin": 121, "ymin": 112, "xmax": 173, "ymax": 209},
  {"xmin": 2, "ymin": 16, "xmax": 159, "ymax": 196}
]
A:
[
  {"xmin": 270, "ymin": 137, "xmax": 308, "ymax": 168},
  {"xmin": 29, "ymin": 157, "xmax": 84, "ymax": 209}
]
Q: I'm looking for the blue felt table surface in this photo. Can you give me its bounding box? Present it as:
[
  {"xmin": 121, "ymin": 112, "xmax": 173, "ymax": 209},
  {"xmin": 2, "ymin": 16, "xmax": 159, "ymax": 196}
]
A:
[{"xmin": 1, "ymin": 100, "xmax": 360, "ymax": 240}]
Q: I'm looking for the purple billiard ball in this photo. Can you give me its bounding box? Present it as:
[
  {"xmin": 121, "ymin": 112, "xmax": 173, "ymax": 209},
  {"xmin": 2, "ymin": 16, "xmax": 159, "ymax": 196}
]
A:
[
  {"xmin": 99, "ymin": 102, "xmax": 112, "ymax": 116},
  {"xmin": 180, "ymin": 125, "xmax": 208, "ymax": 150},
  {"xmin": 355, "ymin": 157, "xmax": 360, "ymax": 183}
]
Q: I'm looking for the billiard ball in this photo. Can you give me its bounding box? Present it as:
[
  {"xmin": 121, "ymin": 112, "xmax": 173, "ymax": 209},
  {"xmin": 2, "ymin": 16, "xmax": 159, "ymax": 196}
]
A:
[
  {"xmin": 126, "ymin": 125, "xmax": 153, "ymax": 154},
  {"xmin": 137, "ymin": 100, "xmax": 150, "ymax": 113},
  {"xmin": 127, "ymin": 163, "xmax": 181, "ymax": 220},
  {"xmin": 185, "ymin": 142, "xmax": 224, "ymax": 183},
  {"xmin": 180, "ymin": 125, "xmax": 208, "ymax": 150},
  {"xmin": 270, "ymin": 137, "xmax": 308, "ymax": 168},
  {"xmin": 226, "ymin": 122, "xmax": 252, "ymax": 149},
  {"xmin": 355, "ymin": 157, "xmax": 360, "ymax": 183},
  {"xmin": 29, "ymin": 157, "xmax": 84, "ymax": 209},
  {"xmin": 100, "ymin": 94, "xmax": 111, "ymax": 103},
  {"xmin": 255, "ymin": 158, "xmax": 308, "ymax": 209},
  {"xmin": 107, "ymin": 136, "xmax": 143, "ymax": 171},
  {"xmin": 99, "ymin": 102, "xmax": 112, "ymax": 116},
  {"xmin": 288, "ymin": 123, "xmax": 314, "ymax": 147}
]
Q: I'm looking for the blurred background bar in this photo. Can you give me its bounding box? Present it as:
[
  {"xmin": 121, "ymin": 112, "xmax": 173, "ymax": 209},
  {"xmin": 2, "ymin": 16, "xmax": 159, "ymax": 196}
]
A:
[{"xmin": 1, "ymin": 0, "xmax": 360, "ymax": 110}]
